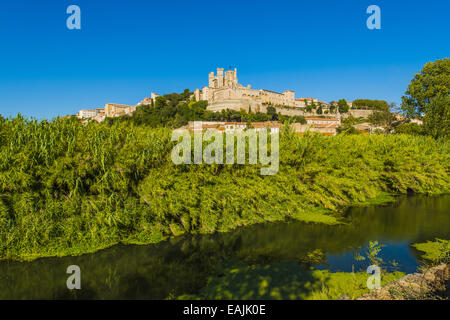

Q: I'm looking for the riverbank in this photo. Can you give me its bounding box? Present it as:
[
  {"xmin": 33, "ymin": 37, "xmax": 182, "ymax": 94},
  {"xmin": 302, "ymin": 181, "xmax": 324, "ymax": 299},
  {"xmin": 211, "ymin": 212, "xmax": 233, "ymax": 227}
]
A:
[
  {"xmin": 177, "ymin": 261, "xmax": 406, "ymax": 300},
  {"xmin": 0, "ymin": 117, "xmax": 449, "ymax": 261},
  {"xmin": 356, "ymin": 264, "xmax": 449, "ymax": 300},
  {"xmin": 355, "ymin": 239, "xmax": 449, "ymax": 300}
]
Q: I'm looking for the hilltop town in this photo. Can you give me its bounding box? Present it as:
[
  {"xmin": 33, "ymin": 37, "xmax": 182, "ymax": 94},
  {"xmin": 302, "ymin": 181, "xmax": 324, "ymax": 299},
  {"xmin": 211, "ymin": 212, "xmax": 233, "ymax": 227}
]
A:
[{"xmin": 74, "ymin": 67, "xmax": 414, "ymax": 136}]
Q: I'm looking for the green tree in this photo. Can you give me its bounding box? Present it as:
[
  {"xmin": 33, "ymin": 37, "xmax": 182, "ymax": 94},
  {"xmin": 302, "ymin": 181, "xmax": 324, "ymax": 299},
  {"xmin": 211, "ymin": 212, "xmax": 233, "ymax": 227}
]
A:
[
  {"xmin": 352, "ymin": 99, "xmax": 389, "ymax": 110},
  {"xmin": 267, "ymin": 106, "xmax": 278, "ymax": 121},
  {"xmin": 337, "ymin": 99, "xmax": 349, "ymax": 113},
  {"xmin": 317, "ymin": 104, "xmax": 323, "ymax": 115},
  {"xmin": 368, "ymin": 102, "xmax": 396, "ymax": 131},
  {"xmin": 337, "ymin": 125, "xmax": 361, "ymax": 135},
  {"xmin": 329, "ymin": 103, "xmax": 336, "ymax": 113},
  {"xmin": 422, "ymin": 95, "xmax": 450, "ymax": 139},
  {"xmin": 293, "ymin": 115, "xmax": 307, "ymax": 124},
  {"xmin": 401, "ymin": 58, "xmax": 450, "ymax": 138}
]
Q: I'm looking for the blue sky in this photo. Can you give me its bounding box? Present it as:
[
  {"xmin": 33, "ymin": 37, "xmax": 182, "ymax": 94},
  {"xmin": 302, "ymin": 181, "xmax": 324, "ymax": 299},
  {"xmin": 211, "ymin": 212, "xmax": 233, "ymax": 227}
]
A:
[{"xmin": 0, "ymin": 0, "xmax": 448, "ymax": 119}]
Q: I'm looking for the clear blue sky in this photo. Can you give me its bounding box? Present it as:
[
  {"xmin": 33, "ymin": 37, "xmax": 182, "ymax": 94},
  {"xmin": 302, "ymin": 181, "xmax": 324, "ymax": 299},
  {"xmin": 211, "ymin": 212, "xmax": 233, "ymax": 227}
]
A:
[{"xmin": 0, "ymin": 0, "xmax": 449, "ymax": 119}]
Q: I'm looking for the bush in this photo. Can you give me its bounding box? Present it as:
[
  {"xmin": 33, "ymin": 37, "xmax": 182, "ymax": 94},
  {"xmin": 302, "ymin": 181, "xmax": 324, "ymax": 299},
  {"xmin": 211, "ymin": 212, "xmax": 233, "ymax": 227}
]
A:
[{"xmin": 395, "ymin": 122, "xmax": 423, "ymax": 135}]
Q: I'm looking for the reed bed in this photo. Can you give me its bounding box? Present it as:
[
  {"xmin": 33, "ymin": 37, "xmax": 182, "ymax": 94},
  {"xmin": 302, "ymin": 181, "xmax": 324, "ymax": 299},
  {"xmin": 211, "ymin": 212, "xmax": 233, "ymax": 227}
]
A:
[{"xmin": 0, "ymin": 116, "xmax": 448, "ymax": 260}]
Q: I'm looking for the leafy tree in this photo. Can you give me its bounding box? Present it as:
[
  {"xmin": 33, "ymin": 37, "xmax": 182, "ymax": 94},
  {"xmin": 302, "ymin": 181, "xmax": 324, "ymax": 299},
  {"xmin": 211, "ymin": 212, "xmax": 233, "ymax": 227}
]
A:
[
  {"xmin": 267, "ymin": 106, "xmax": 278, "ymax": 121},
  {"xmin": 295, "ymin": 116, "xmax": 307, "ymax": 124},
  {"xmin": 401, "ymin": 58, "xmax": 450, "ymax": 138},
  {"xmin": 317, "ymin": 105, "xmax": 323, "ymax": 115},
  {"xmin": 337, "ymin": 125, "xmax": 361, "ymax": 135},
  {"xmin": 305, "ymin": 101, "xmax": 313, "ymax": 113},
  {"xmin": 337, "ymin": 99, "xmax": 349, "ymax": 113},
  {"xmin": 352, "ymin": 99, "xmax": 389, "ymax": 111},
  {"xmin": 336, "ymin": 116, "xmax": 363, "ymax": 135},
  {"xmin": 368, "ymin": 102, "xmax": 396, "ymax": 130},
  {"xmin": 329, "ymin": 103, "xmax": 336, "ymax": 113},
  {"xmin": 341, "ymin": 116, "xmax": 359, "ymax": 126},
  {"xmin": 422, "ymin": 95, "xmax": 449, "ymax": 139}
]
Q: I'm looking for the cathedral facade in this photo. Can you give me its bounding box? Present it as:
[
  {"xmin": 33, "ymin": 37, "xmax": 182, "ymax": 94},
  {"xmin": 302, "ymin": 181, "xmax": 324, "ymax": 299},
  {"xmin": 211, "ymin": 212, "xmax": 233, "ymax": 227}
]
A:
[{"xmin": 194, "ymin": 68, "xmax": 296, "ymax": 113}]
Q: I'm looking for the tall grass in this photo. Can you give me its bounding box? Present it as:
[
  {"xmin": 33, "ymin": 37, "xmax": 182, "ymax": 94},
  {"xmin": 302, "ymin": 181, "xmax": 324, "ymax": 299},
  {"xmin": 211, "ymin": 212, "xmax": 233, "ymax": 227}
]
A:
[{"xmin": 0, "ymin": 116, "xmax": 448, "ymax": 260}]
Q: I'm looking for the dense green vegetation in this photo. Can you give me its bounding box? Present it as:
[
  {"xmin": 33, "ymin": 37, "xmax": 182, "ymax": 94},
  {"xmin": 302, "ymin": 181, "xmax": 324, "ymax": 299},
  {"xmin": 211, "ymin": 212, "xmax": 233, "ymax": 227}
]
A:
[
  {"xmin": 0, "ymin": 115, "xmax": 449, "ymax": 261},
  {"xmin": 352, "ymin": 99, "xmax": 390, "ymax": 110},
  {"xmin": 336, "ymin": 116, "xmax": 366, "ymax": 134},
  {"xmin": 368, "ymin": 105, "xmax": 395, "ymax": 127},
  {"xmin": 337, "ymin": 99, "xmax": 350, "ymax": 113},
  {"xmin": 401, "ymin": 58, "xmax": 449, "ymax": 139},
  {"xmin": 395, "ymin": 122, "xmax": 424, "ymax": 135},
  {"xmin": 413, "ymin": 239, "xmax": 450, "ymax": 262}
]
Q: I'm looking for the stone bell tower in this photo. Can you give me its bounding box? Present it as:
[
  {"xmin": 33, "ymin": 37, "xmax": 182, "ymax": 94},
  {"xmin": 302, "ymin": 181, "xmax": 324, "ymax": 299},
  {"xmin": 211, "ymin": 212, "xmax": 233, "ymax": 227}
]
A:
[
  {"xmin": 208, "ymin": 72, "xmax": 215, "ymax": 88},
  {"xmin": 216, "ymin": 68, "xmax": 224, "ymax": 88}
]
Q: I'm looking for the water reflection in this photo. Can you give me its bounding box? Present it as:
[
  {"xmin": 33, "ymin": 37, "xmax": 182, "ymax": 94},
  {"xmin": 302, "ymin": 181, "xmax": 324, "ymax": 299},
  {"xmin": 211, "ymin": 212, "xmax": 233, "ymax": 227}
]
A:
[{"xmin": 0, "ymin": 195, "xmax": 448, "ymax": 299}]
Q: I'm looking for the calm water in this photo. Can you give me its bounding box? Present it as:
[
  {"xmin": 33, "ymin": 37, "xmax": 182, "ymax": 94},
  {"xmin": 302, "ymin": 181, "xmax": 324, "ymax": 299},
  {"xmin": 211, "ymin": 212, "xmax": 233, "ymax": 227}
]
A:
[{"xmin": 0, "ymin": 195, "xmax": 449, "ymax": 299}]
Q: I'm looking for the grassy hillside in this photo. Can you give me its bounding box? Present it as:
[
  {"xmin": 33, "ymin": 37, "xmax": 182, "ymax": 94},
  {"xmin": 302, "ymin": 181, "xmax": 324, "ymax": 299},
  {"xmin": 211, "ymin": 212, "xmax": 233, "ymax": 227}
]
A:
[{"xmin": 0, "ymin": 116, "xmax": 449, "ymax": 261}]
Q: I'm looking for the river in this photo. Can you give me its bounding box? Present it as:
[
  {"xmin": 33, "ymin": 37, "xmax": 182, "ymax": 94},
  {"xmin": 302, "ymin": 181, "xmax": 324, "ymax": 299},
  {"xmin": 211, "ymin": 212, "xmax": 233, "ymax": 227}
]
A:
[{"xmin": 0, "ymin": 195, "xmax": 448, "ymax": 299}]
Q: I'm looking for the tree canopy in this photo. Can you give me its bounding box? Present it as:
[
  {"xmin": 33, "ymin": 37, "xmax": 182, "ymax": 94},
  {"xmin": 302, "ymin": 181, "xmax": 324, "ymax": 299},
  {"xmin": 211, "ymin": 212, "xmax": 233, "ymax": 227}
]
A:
[
  {"xmin": 401, "ymin": 58, "xmax": 449, "ymax": 138},
  {"xmin": 352, "ymin": 99, "xmax": 389, "ymax": 111},
  {"xmin": 337, "ymin": 99, "xmax": 349, "ymax": 113}
]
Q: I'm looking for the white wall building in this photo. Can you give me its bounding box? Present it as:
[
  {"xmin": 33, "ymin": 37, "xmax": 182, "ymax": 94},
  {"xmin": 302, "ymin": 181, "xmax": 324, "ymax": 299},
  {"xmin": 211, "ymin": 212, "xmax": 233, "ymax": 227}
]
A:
[{"xmin": 77, "ymin": 109, "xmax": 98, "ymax": 119}]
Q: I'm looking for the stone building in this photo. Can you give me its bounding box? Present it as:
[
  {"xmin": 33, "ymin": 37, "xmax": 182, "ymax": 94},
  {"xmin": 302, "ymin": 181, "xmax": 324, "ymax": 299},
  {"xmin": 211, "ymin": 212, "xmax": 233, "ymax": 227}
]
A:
[
  {"xmin": 76, "ymin": 109, "xmax": 98, "ymax": 119},
  {"xmin": 178, "ymin": 119, "xmax": 338, "ymax": 136},
  {"xmin": 104, "ymin": 103, "xmax": 136, "ymax": 117},
  {"xmin": 290, "ymin": 117, "xmax": 341, "ymax": 136},
  {"xmin": 76, "ymin": 108, "xmax": 105, "ymax": 122},
  {"xmin": 330, "ymin": 100, "xmax": 353, "ymax": 109},
  {"xmin": 137, "ymin": 92, "xmax": 160, "ymax": 106},
  {"xmin": 194, "ymin": 68, "xmax": 296, "ymax": 113},
  {"xmin": 295, "ymin": 98, "xmax": 319, "ymax": 108},
  {"xmin": 181, "ymin": 121, "xmax": 283, "ymax": 134}
]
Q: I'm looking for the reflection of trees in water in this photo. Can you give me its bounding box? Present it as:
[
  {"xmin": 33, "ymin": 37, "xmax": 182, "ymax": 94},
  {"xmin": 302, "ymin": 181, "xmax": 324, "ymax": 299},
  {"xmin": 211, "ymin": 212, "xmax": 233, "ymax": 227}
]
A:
[
  {"xmin": 0, "ymin": 195, "xmax": 448, "ymax": 299},
  {"xmin": 197, "ymin": 261, "xmax": 325, "ymax": 300}
]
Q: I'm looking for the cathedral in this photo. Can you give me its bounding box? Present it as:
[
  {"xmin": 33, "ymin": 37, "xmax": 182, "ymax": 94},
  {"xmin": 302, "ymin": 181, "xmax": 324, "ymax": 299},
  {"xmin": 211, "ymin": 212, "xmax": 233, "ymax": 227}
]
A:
[{"xmin": 194, "ymin": 68, "xmax": 296, "ymax": 113}]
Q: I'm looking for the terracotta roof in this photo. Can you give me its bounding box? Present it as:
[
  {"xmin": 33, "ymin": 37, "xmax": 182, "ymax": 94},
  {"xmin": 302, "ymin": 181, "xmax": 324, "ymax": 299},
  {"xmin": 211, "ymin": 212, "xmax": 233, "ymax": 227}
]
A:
[
  {"xmin": 313, "ymin": 124, "xmax": 339, "ymax": 128},
  {"xmin": 251, "ymin": 122, "xmax": 283, "ymax": 128},
  {"xmin": 306, "ymin": 118, "xmax": 340, "ymax": 121}
]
